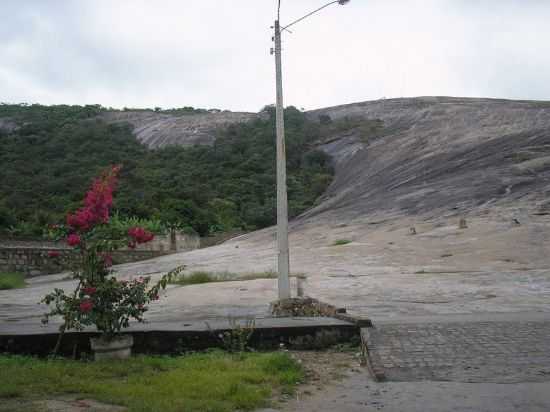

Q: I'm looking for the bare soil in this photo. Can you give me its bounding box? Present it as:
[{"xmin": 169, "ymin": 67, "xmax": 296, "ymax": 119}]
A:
[{"xmin": 274, "ymin": 349, "xmax": 363, "ymax": 407}]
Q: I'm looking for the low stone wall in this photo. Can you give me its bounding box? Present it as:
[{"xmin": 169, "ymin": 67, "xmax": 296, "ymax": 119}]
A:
[
  {"xmin": 0, "ymin": 247, "xmax": 165, "ymax": 277},
  {"xmin": 0, "ymin": 230, "xmax": 200, "ymax": 277},
  {"xmin": 0, "ymin": 247, "xmax": 71, "ymax": 276},
  {"xmin": 133, "ymin": 231, "xmax": 200, "ymax": 253},
  {"xmin": 1, "ymin": 230, "xmax": 200, "ymax": 254},
  {"xmin": 200, "ymin": 230, "xmax": 246, "ymax": 249},
  {"xmin": 110, "ymin": 250, "xmax": 163, "ymax": 265}
]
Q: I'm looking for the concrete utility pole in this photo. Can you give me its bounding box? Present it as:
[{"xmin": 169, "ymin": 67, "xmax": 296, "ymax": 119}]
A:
[
  {"xmin": 272, "ymin": 1, "xmax": 350, "ymax": 301},
  {"xmin": 273, "ymin": 19, "xmax": 290, "ymax": 300}
]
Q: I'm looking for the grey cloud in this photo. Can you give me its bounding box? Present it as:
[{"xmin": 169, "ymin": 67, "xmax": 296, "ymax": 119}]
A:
[{"xmin": 1, "ymin": 0, "xmax": 549, "ymax": 111}]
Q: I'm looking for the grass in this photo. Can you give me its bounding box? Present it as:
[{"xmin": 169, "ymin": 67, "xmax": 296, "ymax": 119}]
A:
[
  {"xmin": 170, "ymin": 270, "xmax": 277, "ymax": 286},
  {"xmin": 0, "ymin": 351, "xmax": 303, "ymax": 412},
  {"xmin": 332, "ymin": 239, "xmax": 352, "ymax": 246},
  {"xmin": 0, "ymin": 272, "xmax": 26, "ymax": 290}
]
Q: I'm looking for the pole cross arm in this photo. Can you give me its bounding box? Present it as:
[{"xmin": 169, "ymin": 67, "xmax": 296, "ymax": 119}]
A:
[{"xmin": 281, "ymin": 0, "xmax": 350, "ymax": 32}]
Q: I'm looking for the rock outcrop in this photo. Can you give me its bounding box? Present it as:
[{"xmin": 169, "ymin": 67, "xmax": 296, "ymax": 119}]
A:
[
  {"xmin": 303, "ymin": 96, "xmax": 550, "ymax": 222},
  {"xmin": 100, "ymin": 110, "xmax": 258, "ymax": 148}
]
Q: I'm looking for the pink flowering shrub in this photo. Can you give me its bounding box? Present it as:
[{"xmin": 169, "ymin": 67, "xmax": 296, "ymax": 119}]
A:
[
  {"xmin": 47, "ymin": 250, "xmax": 61, "ymax": 258},
  {"xmin": 127, "ymin": 227, "xmax": 155, "ymax": 248},
  {"xmin": 41, "ymin": 166, "xmax": 174, "ymax": 339}
]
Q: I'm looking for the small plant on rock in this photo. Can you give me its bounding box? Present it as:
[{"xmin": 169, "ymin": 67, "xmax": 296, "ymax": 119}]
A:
[
  {"xmin": 332, "ymin": 239, "xmax": 352, "ymax": 246},
  {"xmin": 207, "ymin": 316, "xmax": 256, "ymax": 353}
]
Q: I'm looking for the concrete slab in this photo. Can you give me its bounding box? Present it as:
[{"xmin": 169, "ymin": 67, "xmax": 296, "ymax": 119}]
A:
[
  {"xmin": 0, "ymin": 316, "xmax": 359, "ymax": 356},
  {"xmin": 0, "ymin": 316, "xmax": 353, "ymax": 336}
]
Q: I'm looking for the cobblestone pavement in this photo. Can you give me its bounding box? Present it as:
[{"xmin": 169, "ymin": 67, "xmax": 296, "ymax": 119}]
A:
[{"xmin": 365, "ymin": 320, "xmax": 550, "ymax": 382}]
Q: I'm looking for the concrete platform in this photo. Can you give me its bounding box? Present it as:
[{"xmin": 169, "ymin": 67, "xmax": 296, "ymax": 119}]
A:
[{"xmin": 0, "ymin": 316, "xmax": 360, "ymax": 356}]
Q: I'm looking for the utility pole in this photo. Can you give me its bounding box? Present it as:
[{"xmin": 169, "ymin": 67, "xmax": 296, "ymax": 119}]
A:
[
  {"xmin": 272, "ymin": 0, "xmax": 350, "ymax": 301},
  {"xmin": 273, "ymin": 19, "xmax": 290, "ymax": 300}
]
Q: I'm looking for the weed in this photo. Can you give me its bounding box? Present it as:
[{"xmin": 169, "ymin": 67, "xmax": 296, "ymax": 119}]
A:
[
  {"xmin": 208, "ymin": 317, "xmax": 256, "ymax": 353},
  {"xmin": 0, "ymin": 272, "xmax": 26, "ymax": 290},
  {"xmin": 332, "ymin": 239, "xmax": 352, "ymax": 246},
  {"xmin": 170, "ymin": 270, "xmax": 277, "ymax": 286}
]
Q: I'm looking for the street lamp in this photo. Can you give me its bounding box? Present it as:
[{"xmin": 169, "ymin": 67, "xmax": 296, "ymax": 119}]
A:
[{"xmin": 272, "ymin": 0, "xmax": 350, "ymax": 300}]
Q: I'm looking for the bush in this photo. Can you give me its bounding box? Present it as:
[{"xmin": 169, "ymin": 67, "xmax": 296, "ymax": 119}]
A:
[
  {"xmin": 0, "ymin": 104, "xmax": 336, "ymax": 237},
  {"xmin": 41, "ymin": 166, "xmax": 174, "ymax": 339}
]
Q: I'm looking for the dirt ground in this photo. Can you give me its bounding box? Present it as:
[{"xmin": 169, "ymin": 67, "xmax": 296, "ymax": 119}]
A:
[
  {"xmin": 276, "ymin": 350, "xmax": 363, "ymax": 404},
  {"xmin": 0, "ymin": 397, "xmax": 125, "ymax": 412}
]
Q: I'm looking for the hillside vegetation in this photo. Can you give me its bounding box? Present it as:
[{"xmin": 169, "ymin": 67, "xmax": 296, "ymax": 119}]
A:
[{"xmin": 0, "ymin": 104, "xmax": 334, "ymax": 237}]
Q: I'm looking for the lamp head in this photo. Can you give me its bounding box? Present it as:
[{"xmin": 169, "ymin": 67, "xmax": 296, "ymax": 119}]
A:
[{"xmin": 338, "ymin": 0, "xmax": 350, "ymax": 4}]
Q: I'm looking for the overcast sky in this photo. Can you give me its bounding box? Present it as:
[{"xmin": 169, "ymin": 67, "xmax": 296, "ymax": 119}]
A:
[{"xmin": 1, "ymin": 0, "xmax": 549, "ymax": 112}]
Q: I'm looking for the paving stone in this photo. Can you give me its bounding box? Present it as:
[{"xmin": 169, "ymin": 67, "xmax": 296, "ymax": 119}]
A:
[{"xmin": 364, "ymin": 320, "xmax": 550, "ymax": 383}]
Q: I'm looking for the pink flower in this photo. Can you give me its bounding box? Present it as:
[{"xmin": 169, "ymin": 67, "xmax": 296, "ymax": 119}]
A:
[
  {"xmin": 128, "ymin": 227, "xmax": 155, "ymax": 245},
  {"xmin": 47, "ymin": 250, "xmax": 61, "ymax": 258},
  {"xmin": 66, "ymin": 165, "xmax": 121, "ymax": 232},
  {"xmin": 66, "ymin": 208, "xmax": 95, "ymax": 231},
  {"xmin": 79, "ymin": 299, "xmax": 94, "ymax": 313},
  {"xmin": 101, "ymin": 253, "xmax": 113, "ymax": 268},
  {"xmin": 67, "ymin": 233, "xmax": 81, "ymax": 247},
  {"xmin": 82, "ymin": 287, "xmax": 97, "ymax": 295}
]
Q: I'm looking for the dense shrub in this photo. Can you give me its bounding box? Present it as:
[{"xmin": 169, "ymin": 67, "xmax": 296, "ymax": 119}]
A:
[{"xmin": 0, "ymin": 104, "xmax": 335, "ymax": 237}]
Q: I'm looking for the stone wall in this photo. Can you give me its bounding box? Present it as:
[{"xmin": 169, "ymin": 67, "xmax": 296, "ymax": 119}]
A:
[
  {"xmin": 0, "ymin": 247, "xmax": 70, "ymax": 276},
  {"xmin": 200, "ymin": 230, "xmax": 245, "ymax": 248},
  {"xmin": 0, "ymin": 231, "xmax": 200, "ymax": 277},
  {"xmin": 0, "ymin": 247, "xmax": 165, "ymax": 277},
  {"xmin": 133, "ymin": 231, "xmax": 200, "ymax": 253}
]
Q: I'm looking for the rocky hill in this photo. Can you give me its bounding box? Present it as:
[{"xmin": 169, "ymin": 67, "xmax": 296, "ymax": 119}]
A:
[
  {"xmin": 100, "ymin": 110, "xmax": 258, "ymax": 148},
  {"xmin": 108, "ymin": 96, "xmax": 550, "ymax": 321},
  {"xmin": 305, "ymin": 96, "xmax": 550, "ymax": 221},
  {"xmin": 3, "ymin": 96, "xmax": 550, "ymax": 324},
  {"xmin": 104, "ymin": 96, "xmax": 550, "ymax": 218}
]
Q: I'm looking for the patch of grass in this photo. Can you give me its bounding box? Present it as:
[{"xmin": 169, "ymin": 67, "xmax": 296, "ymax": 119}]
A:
[
  {"xmin": 239, "ymin": 271, "xmax": 278, "ymax": 281},
  {"xmin": 331, "ymin": 342, "xmax": 361, "ymax": 353},
  {"xmin": 170, "ymin": 270, "xmax": 277, "ymax": 286},
  {"xmin": 173, "ymin": 271, "xmax": 217, "ymax": 285},
  {"xmin": 332, "ymin": 239, "xmax": 352, "ymax": 246},
  {"xmin": 0, "ymin": 351, "xmax": 303, "ymax": 412},
  {"xmin": 0, "ymin": 272, "xmax": 26, "ymax": 290}
]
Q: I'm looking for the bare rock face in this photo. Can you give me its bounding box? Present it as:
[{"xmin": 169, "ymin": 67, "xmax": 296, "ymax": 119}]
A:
[
  {"xmin": 0, "ymin": 117, "xmax": 19, "ymax": 133},
  {"xmin": 303, "ymin": 96, "xmax": 550, "ymax": 222},
  {"xmin": 101, "ymin": 110, "xmax": 259, "ymax": 148},
  {"xmin": 108, "ymin": 96, "xmax": 550, "ymax": 221}
]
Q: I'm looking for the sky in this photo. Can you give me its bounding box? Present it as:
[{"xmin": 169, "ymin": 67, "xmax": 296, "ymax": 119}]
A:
[{"xmin": 1, "ymin": 0, "xmax": 549, "ymax": 112}]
